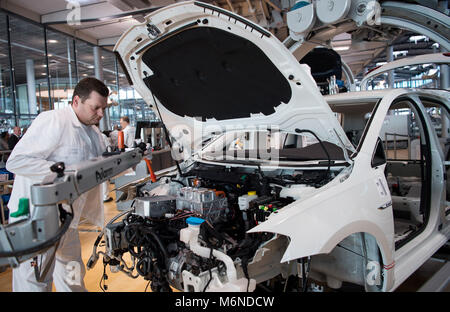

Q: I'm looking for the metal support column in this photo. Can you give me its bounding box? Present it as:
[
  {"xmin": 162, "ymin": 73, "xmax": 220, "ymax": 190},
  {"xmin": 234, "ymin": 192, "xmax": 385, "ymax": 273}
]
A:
[
  {"xmin": 6, "ymin": 15, "xmax": 18, "ymax": 126},
  {"xmin": 114, "ymin": 55, "xmax": 121, "ymax": 124},
  {"xmin": 440, "ymin": 48, "xmax": 449, "ymax": 90},
  {"xmin": 73, "ymin": 39, "xmax": 78, "ymax": 83},
  {"xmin": 93, "ymin": 46, "xmax": 110, "ymax": 131},
  {"xmin": 25, "ymin": 59, "xmax": 37, "ymax": 115},
  {"xmin": 0, "ymin": 64, "xmax": 3, "ymax": 112},
  {"xmin": 386, "ymin": 45, "xmax": 394, "ymax": 89},
  {"xmin": 67, "ymin": 38, "xmax": 73, "ymax": 89},
  {"xmin": 43, "ymin": 26, "xmax": 53, "ymax": 110}
]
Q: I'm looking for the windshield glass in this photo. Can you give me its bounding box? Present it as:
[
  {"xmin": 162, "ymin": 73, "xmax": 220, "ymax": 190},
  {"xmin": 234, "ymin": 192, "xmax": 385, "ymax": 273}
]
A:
[{"xmin": 199, "ymin": 129, "xmax": 349, "ymax": 164}]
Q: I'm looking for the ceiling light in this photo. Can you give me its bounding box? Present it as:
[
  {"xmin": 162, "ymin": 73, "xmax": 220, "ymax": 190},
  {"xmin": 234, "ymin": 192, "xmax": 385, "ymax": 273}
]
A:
[
  {"xmin": 88, "ymin": 65, "xmax": 94, "ymax": 69},
  {"xmin": 334, "ymin": 46, "xmax": 350, "ymax": 51},
  {"xmin": 376, "ymin": 62, "xmax": 387, "ymax": 66},
  {"xmin": 48, "ymin": 39, "xmax": 58, "ymax": 43}
]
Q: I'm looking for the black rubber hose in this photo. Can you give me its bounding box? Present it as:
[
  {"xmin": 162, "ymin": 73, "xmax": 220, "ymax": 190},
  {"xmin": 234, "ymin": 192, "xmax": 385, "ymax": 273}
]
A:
[
  {"xmin": 141, "ymin": 228, "xmax": 170, "ymax": 269},
  {"xmin": 294, "ymin": 129, "xmax": 331, "ymax": 180}
]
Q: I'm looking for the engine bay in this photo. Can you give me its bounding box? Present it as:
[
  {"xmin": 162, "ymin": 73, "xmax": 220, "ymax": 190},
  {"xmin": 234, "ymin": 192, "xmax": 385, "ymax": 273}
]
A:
[{"xmin": 90, "ymin": 162, "xmax": 344, "ymax": 292}]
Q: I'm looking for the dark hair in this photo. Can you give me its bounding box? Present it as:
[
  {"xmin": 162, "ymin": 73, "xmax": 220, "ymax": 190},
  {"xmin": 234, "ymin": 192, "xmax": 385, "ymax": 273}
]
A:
[
  {"xmin": 0, "ymin": 132, "xmax": 8, "ymax": 139},
  {"xmin": 72, "ymin": 77, "xmax": 109, "ymax": 103},
  {"xmin": 120, "ymin": 116, "xmax": 130, "ymax": 123}
]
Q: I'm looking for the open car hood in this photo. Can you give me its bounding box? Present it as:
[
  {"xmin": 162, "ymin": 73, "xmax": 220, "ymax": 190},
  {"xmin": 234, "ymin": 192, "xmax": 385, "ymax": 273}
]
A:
[{"xmin": 114, "ymin": 1, "xmax": 355, "ymax": 160}]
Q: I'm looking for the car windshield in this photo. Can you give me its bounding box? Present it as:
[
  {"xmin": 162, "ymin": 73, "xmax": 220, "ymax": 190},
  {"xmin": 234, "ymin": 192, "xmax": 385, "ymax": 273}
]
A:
[{"xmin": 199, "ymin": 129, "xmax": 350, "ymax": 164}]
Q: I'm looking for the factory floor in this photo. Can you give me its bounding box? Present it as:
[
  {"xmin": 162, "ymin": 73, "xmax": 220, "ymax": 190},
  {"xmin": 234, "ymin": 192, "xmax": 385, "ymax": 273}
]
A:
[{"xmin": 0, "ymin": 183, "xmax": 448, "ymax": 292}]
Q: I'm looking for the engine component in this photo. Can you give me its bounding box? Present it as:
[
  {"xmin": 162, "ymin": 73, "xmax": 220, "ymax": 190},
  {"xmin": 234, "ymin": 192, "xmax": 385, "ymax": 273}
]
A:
[
  {"xmin": 105, "ymin": 221, "xmax": 128, "ymax": 258},
  {"xmin": 238, "ymin": 191, "xmax": 258, "ymax": 211},
  {"xmin": 180, "ymin": 217, "xmax": 255, "ymax": 292},
  {"xmin": 134, "ymin": 195, "xmax": 176, "ymax": 218},
  {"xmin": 176, "ymin": 187, "xmax": 228, "ymax": 223},
  {"xmin": 89, "ymin": 162, "xmax": 331, "ymax": 292}
]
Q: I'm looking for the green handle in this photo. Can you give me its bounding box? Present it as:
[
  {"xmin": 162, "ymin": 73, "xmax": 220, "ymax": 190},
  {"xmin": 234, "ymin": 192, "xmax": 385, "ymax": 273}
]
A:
[{"xmin": 10, "ymin": 198, "xmax": 30, "ymax": 218}]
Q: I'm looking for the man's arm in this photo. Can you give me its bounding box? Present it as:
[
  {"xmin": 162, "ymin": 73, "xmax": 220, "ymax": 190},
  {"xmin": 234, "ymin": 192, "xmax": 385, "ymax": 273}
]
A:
[
  {"xmin": 6, "ymin": 112, "xmax": 63, "ymax": 178},
  {"xmin": 125, "ymin": 127, "xmax": 136, "ymax": 148}
]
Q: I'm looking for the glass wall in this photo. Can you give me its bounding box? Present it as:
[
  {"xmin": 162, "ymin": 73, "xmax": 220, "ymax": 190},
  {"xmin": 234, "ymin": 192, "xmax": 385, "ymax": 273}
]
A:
[
  {"xmin": 0, "ymin": 9, "xmax": 156, "ymax": 131},
  {"xmin": 9, "ymin": 15, "xmax": 50, "ymax": 126},
  {"xmin": 47, "ymin": 29, "xmax": 77, "ymax": 110},
  {"xmin": 0, "ymin": 11, "xmax": 15, "ymax": 132}
]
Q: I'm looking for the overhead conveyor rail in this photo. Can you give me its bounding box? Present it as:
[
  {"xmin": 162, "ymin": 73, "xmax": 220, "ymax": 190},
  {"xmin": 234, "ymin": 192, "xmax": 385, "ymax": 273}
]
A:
[
  {"xmin": 380, "ymin": 1, "xmax": 450, "ymax": 51},
  {"xmin": 285, "ymin": 1, "xmax": 450, "ymax": 61}
]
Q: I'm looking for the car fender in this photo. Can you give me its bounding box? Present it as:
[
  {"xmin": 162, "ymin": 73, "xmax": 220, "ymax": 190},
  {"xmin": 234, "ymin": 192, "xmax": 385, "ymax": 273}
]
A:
[{"xmin": 248, "ymin": 153, "xmax": 395, "ymax": 269}]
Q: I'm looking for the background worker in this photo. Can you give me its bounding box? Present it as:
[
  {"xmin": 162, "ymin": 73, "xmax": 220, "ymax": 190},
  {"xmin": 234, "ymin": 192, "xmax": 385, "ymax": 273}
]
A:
[
  {"xmin": 7, "ymin": 126, "xmax": 21, "ymax": 150},
  {"xmin": 6, "ymin": 77, "xmax": 109, "ymax": 292},
  {"xmin": 99, "ymin": 129, "xmax": 113, "ymax": 203},
  {"xmin": 109, "ymin": 124, "xmax": 121, "ymax": 148},
  {"xmin": 119, "ymin": 116, "xmax": 135, "ymax": 148}
]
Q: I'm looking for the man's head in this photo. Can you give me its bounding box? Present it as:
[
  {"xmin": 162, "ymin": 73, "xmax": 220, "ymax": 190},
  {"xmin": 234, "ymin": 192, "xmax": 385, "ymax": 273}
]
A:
[
  {"xmin": 120, "ymin": 116, "xmax": 130, "ymax": 130},
  {"xmin": 72, "ymin": 77, "xmax": 109, "ymax": 126},
  {"xmin": 13, "ymin": 126, "xmax": 21, "ymax": 137}
]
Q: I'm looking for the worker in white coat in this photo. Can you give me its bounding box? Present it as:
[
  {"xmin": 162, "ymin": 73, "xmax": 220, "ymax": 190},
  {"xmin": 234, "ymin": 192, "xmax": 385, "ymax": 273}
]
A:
[
  {"xmin": 6, "ymin": 77, "xmax": 109, "ymax": 292},
  {"xmin": 109, "ymin": 124, "xmax": 121, "ymax": 148},
  {"xmin": 120, "ymin": 116, "xmax": 136, "ymax": 148},
  {"xmin": 100, "ymin": 130, "xmax": 113, "ymax": 202}
]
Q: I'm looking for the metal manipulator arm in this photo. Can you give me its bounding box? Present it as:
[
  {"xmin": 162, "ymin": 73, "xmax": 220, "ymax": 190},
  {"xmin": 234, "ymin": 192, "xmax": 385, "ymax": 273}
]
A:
[{"xmin": 0, "ymin": 148, "xmax": 144, "ymax": 268}]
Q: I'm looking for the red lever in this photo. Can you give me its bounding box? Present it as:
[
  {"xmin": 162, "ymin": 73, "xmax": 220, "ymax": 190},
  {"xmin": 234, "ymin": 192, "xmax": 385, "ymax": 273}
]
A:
[
  {"xmin": 118, "ymin": 130, "xmax": 124, "ymax": 150},
  {"xmin": 144, "ymin": 158, "xmax": 157, "ymax": 183}
]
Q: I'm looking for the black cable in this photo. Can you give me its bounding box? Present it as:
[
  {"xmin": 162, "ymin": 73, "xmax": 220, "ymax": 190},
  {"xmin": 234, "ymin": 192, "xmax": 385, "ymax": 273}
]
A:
[
  {"xmin": 141, "ymin": 228, "xmax": 169, "ymax": 269},
  {"xmin": 99, "ymin": 262, "xmax": 108, "ymax": 292},
  {"xmin": 336, "ymin": 243, "xmax": 376, "ymax": 262},
  {"xmin": 170, "ymin": 179, "xmax": 186, "ymax": 187},
  {"xmin": 150, "ymin": 92, "xmax": 183, "ymax": 176},
  {"xmin": 301, "ymin": 257, "xmax": 311, "ymax": 292},
  {"xmin": 203, "ymin": 247, "xmax": 214, "ymax": 292},
  {"xmin": 294, "ymin": 129, "xmax": 331, "ymax": 181},
  {"xmin": 0, "ymin": 213, "xmax": 73, "ymax": 257}
]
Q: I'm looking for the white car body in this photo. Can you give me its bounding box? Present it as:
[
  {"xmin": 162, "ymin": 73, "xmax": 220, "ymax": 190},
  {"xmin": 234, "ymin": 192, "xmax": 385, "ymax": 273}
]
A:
[{"xmin": 110, "ymin": 1, "xmax": 449, "ymax": 292}]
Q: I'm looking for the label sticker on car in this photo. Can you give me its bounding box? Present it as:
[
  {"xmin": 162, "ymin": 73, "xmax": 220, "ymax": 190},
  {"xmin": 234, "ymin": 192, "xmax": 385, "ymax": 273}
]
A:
[{"xmin": 375, "ymin": 177, "xmax": 389, "ymax": 197}]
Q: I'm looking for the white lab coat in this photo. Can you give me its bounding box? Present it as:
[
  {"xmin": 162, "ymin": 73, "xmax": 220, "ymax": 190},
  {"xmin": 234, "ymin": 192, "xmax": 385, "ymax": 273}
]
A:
[
  {"xmin": 7, "ymin": 105, "xmax": 106, "ymax": 228},
  {"xmin": 110, "ymin": 130, "xmax": 119, "ymax": 147},
  {"xmin": 6, "ymin": 105, "xmax": 106, "ymax": 292},
  {"xmin": 122, "ymin": 125, "xmax": 136, "ymax": 148},
  {"xmin": 100, "ymin": 132, "xmax": 112, "ymax": 149}
]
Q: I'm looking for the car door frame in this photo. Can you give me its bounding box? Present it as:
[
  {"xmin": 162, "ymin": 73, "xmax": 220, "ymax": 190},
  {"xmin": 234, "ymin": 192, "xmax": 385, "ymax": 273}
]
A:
[{"xmin": 358, "ymin": 89, "xmax": 447, "ymax": 290}]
